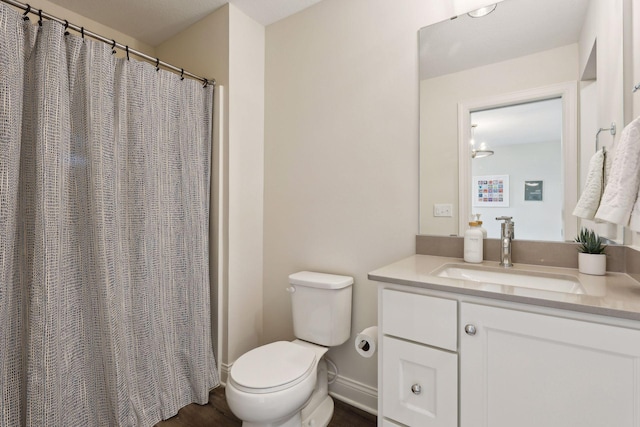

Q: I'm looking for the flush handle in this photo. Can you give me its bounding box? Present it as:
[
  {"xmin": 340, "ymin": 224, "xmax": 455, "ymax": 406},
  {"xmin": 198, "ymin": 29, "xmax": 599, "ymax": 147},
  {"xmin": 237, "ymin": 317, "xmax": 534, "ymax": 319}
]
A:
[
  {"xmin": 285, "ymin": 286, "xmax": 296, "ymax": 293},
  {"xmin": 465, "ymin": 324, "xmax": 477, "ymax": 336},
  {"xmin": 411, "ymin": 384, "xmax": 422, "ymax": 395}
]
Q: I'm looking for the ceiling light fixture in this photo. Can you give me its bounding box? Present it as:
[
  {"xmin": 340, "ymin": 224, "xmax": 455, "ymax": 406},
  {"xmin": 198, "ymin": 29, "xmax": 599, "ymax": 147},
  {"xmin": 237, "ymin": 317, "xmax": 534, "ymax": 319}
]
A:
[
  {"xmin": 472, "ymin": 141, "xmax": 494, "ymax": 158},
  {"xmin": 470, "ymin": 124, "xmax": 494, "ymax": 158},
  {"xmin": 467, "ymin": 4, "xmax": 497, "ymax": 18}
]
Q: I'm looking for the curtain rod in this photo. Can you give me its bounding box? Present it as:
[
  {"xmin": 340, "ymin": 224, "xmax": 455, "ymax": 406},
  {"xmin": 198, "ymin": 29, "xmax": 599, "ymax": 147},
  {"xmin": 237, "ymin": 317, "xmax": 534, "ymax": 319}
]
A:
[{"xmin": 1, "ymin": 0, "xmax": 215, "ymax": 87}]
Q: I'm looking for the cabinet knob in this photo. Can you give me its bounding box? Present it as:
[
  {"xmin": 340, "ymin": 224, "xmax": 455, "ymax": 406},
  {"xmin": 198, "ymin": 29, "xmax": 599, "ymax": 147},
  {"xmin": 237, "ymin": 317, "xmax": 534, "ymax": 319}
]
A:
[
  {"xmin": 464, "ymin": 324, "xmax": 477, "ymax": 336},
  {"xmin": 411, "ymin": 383, "xmax": 422, "ymax": 395}
]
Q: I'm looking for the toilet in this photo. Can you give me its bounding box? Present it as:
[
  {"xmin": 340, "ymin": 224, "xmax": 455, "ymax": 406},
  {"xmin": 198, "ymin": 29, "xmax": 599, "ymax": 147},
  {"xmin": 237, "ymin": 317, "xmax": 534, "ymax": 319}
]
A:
[{"xmin": 226, "ymin": 271, "xmax": 353, "ymax": 427}]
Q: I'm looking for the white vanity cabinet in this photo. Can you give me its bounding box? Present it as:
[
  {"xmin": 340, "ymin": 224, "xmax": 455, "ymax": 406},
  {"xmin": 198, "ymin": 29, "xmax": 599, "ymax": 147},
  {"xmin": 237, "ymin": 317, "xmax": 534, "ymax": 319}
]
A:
[
  {"xmin": 379, "ymin": 288, "xmax": 458, "ymax": 427},
  {"xmin": 378, "ymin": 284, "xmax": 640, "ymax": 427},
  {"xmin": 460, "ymin": 302, "xmax": 640, "ymax": 427}
]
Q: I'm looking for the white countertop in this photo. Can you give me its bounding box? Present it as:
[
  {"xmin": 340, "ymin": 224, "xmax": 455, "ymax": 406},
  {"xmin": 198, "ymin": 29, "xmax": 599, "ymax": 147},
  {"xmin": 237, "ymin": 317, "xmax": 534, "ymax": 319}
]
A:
[{"xmin": 369, "ymin": 254, "xmax": 640, "ymax": 321}]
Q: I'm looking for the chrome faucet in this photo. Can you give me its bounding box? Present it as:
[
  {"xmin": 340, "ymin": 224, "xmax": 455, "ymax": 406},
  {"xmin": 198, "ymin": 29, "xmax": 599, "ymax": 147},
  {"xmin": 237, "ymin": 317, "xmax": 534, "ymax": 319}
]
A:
[{"xmin": 496, "ymin": 216, "xmax": 514, "ymax": 267}]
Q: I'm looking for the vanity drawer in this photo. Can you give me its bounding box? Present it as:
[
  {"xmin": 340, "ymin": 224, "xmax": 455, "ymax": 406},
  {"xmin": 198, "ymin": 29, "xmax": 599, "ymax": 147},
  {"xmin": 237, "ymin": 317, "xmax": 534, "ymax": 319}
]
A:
[
  {"xmin": 382, "ymin": 336, "xmax": 458, "ymax": 427},
  {"xmin": 382, "ymin": 289, "xmax": 457, "ymax": 351}
]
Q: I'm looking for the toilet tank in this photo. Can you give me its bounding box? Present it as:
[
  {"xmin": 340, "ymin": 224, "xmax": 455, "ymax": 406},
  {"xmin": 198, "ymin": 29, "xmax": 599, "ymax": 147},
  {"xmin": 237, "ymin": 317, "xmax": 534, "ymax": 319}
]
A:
[{"xmin": 288, "ymin": 271, "xmax": 353, "ymax": 347}]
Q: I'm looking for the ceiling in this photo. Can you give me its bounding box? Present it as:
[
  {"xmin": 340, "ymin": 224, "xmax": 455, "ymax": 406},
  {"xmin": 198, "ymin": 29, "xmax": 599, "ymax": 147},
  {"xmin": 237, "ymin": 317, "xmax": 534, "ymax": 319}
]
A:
[
  {"xmin": 471, "ymin": 98, "xmax": 562, "ymax": 148},
  {"xmin": 419, "ymin": 0, "xmax": 589, "ymax": 79},
  {"xmin": 418, "ymin": 0, "xmax": 586, "ymax": 150},
  {"xmin": 47, "ymin": 0, "xmax": 324, "ymax": 46}
]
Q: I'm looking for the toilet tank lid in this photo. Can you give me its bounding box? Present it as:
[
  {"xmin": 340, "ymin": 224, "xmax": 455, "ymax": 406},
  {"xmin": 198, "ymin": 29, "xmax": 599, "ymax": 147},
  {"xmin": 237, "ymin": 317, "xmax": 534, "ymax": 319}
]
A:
[{"xmin": 289, "ymin": 271, "xmax": 353, "ymax": 289}]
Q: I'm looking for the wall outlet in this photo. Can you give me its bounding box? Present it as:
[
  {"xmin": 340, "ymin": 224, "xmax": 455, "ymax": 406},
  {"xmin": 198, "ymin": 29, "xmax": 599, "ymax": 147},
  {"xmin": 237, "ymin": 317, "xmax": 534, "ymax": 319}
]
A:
[{"xmin": 434, "ymin": 204, "xmax": 453, "ymax": 217}]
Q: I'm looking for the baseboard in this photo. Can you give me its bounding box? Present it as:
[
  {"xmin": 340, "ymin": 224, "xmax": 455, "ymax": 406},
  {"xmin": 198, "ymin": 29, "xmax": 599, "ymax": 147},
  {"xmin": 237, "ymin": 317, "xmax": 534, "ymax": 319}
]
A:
[
  {"xmin": 328, "ymin": 374, "xmax": 378, "ymax": 416},
  {"xmin": 219, "ymin": 362, "xmax": 230, "ymax": 386}
]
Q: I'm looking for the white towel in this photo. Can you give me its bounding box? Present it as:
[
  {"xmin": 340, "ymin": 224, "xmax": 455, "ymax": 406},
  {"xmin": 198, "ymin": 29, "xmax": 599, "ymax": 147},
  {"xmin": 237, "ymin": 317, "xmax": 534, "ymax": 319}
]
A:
[
  {"xmin": 630, "ymin": 190, "xmax": 640, "ymax": 232},
  {"xmin": 572, "ymin": 148, "xmax": 605, "ymax": 219},
  {"xmin": 594, "ymin": 116, "xmax": 640, "ymax": 229}
]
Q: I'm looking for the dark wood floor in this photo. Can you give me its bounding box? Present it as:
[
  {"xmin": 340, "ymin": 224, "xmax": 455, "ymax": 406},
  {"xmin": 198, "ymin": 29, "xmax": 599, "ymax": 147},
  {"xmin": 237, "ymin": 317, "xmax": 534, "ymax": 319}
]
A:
[{"xmin": 155, "ymin": 386, "xmax": 377, "ymax": 427}]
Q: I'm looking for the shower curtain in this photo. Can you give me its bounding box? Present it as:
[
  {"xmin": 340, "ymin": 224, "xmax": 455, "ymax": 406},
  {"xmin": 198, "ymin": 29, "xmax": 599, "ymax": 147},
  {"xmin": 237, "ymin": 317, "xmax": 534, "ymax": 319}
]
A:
[{"xmin": 0, "ymin": 4, "xmax": 219, "ymax": 426}]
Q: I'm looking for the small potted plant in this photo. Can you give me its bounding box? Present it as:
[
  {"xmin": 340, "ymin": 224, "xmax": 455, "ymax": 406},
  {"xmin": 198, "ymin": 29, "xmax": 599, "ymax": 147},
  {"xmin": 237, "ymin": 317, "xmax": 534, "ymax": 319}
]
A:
[{"xmin": 575, "ymin": 228, "xmax": 607, "ymax": 275}]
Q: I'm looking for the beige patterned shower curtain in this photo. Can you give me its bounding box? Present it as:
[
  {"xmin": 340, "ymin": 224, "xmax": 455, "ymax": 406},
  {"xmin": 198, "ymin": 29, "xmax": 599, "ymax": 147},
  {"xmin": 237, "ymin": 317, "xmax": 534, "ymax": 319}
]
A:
[{"xmin": 0, "ymin": 4, "xmax": 219, "ymax": 426}]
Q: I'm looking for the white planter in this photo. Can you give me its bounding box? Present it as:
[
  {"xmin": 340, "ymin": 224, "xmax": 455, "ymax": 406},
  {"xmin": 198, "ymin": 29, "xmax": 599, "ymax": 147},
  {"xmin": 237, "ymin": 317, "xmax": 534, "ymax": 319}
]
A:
[{"xmin": 578, "ymin": 252, "xmax": 607, "ymax": 276}]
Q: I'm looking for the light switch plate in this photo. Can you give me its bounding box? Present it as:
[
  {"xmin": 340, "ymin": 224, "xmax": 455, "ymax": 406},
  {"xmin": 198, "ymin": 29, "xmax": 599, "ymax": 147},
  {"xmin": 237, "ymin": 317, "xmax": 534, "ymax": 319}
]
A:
[{"xmin": 434, "ymin": 204, "xmax": 453, "ymax": 217}]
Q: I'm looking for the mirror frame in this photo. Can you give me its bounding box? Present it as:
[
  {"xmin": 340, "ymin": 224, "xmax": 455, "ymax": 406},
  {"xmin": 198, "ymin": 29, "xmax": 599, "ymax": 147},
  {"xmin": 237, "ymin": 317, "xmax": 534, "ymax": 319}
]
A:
[{"xmin": 457, "ymin": 82, "xmax": 579, "ymax": 240}]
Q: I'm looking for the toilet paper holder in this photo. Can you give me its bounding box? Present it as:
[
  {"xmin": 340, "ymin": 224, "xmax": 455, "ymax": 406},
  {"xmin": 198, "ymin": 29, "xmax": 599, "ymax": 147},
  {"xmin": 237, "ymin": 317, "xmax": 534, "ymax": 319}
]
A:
[
  {"xmin": 354, "ymin": 326, "xmax": 378, "ymax": 358},
  {"xmin": 357, "ymin": 340, "xmax": 370, "ymax": 352}
]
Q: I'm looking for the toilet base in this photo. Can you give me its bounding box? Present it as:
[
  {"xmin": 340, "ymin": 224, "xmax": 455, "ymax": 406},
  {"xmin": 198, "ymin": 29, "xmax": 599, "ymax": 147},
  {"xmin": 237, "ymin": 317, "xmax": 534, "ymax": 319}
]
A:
[
  {"xmin": 239, "ymin": 395, "xmax": 333, "ymax": 427},
  {"xmin": 229, "ymin": 342, "xmax": 334, "ymax": 427},
  {"xmin": 300, "ymin": 358, "xmax": 334, "ymax": 427},
  {"xmin": 242, "ymin": 413, "xmax": 301, "ymax": 427},
  {"xmin": 301, "ymin": 394, "xmax": 333, "ymax": 427}
]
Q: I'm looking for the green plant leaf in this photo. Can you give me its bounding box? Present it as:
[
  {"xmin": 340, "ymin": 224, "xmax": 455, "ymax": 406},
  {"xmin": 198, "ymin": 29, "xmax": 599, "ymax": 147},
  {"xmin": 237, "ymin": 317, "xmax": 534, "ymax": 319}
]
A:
[{"xmin": 574, "ymin": 227, "xmax": 607, "ymax": 254}]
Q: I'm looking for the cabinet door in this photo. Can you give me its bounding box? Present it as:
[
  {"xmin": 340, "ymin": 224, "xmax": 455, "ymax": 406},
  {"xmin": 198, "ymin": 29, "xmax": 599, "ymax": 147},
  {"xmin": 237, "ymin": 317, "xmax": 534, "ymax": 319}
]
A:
[
  {"xmin": 382, "ymin": 336, "xmax": 457, "ymax": 427},
  {"xmin": 461, "ymin": 303, "xmax": 640, "ymax": 427}
]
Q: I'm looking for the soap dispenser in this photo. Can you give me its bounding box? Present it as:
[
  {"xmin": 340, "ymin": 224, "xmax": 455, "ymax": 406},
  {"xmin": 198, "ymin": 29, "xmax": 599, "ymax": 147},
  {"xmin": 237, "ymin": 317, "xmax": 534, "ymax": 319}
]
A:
[
  {"xmin": 474, "ymin": 213, "xmax": 487, "ymax": 238},
  {"xmin": 464, "ymin": 217, "xmax": 484, "ymax": 263}
]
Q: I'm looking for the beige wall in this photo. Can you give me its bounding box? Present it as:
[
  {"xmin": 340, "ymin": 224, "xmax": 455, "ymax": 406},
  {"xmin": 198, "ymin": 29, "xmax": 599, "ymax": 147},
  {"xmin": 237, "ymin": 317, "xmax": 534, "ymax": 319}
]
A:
[
  {"xmin": 155, "ymin": 0, "xmax": 494, "ymax": 410},
  {"xmin": 263, "ymin": 0, "xmax": 492, "ymax": 410},
  {"xmin": 156, "ymin": 0, "xmax": 500, "ymax": 410},
  {"xmin": 155, "ymin": 6, "xmax": 229, "ymax": 85},
  {"xmin": 157, "ymin": 4, "xmax": 265, "ymax": 379},
  {"xmin": 226, "ymin": 4, "xmax": 265, "ymax": 365},
  {"xmin": 420, "ymin": 44, "xmax": 579, "ymax": 236},
  {"xmin": 20, "ymin": 0, "xmax": 153, "ymax": 56}
]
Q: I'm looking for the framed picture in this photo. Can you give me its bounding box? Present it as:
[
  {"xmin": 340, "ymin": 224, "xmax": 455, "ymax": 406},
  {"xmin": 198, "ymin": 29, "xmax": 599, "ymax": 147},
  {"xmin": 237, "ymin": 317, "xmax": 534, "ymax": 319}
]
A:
[
  {"xmin": 524, "ymin": 180, "xmax": 543, "ymax": 201},
  {"xmin": 472, "ymin": 175, "xmax": 509, "ymax": 207}
]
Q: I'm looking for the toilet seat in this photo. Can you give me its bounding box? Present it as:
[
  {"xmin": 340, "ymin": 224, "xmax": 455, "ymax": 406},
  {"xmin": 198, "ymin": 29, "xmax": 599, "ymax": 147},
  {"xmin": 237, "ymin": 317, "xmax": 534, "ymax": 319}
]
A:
[{"xmin": 230, "ymin": 341, "xmax": 317, "ymax": 394}]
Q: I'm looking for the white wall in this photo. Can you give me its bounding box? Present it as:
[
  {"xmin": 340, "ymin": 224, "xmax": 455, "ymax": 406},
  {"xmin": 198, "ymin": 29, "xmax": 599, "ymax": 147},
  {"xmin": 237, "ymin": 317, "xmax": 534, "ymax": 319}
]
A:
[
  {"xmin": 471, "ymin": 141, "xmax": 563, "ymax": 241},
  {"xmin": 631, "ymin": 0, "xmax": 640, "ymax": 248},
  {"xmin": 578, "ymin": 0, "xmax": 626, "ymax": 243},
  {"xmin": 580, "ymin": 0, "xmax": 625, "ymax": 150}
]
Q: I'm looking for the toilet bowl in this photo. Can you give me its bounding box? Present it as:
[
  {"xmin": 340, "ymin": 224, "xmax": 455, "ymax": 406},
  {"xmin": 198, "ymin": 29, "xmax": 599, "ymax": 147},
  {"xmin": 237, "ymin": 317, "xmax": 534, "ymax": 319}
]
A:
[
  {"xmin": 226, "ymin": 340, "xmax": 329, "ymax": 427},
  {"xmin": 226, "ymin": 271, "xmax": 353, "ymax": 427}
]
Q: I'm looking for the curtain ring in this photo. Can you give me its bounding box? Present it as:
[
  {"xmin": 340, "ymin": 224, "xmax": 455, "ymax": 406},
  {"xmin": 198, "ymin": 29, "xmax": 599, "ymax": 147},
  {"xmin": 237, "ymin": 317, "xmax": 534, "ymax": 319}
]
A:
[
  {"xmin": 155, "ymin": 58, "xmax": 160, "ymax": 71},
  {"xmin": 126, "ymin": 46, "xmax": 129, "ymax": 61},
  {"xmin": 180, "ymin": 69, "xmax": 184, "ymax": 81},
  {"xmin": 37, "ymin": 9, "xmax": 42, "ymax": 26},
  {"xmin": 111, "ymin": 40, "xmax": 116, "ymax": 54},
  {"xmin": 22, "ymin": 4, "xmax": 30, "ymax": 21},
  {"xmin": 80, "ymin": 26, "xmax": 84, "ymax": 39},
  {"xmin": 202, "ymin": 79, "xmax": 208, "ymax": 88},
  {"xmin": 64, "ymin": 20, "xmax": 69, "ymax": 36}
]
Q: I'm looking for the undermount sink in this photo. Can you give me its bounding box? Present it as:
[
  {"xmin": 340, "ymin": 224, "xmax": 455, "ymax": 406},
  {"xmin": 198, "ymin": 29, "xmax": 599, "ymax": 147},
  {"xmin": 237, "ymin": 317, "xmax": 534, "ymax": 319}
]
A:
[{"xmin": 432, "ymin": 263, "xmax": 585, "ymax": 295}]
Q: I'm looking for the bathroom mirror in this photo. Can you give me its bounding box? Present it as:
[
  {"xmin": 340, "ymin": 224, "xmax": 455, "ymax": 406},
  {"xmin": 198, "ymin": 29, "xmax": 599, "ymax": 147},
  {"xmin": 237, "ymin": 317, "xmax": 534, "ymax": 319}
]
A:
[{"xmin": 419, "ymin": 0, "xmax": 627, "ymax": 242}]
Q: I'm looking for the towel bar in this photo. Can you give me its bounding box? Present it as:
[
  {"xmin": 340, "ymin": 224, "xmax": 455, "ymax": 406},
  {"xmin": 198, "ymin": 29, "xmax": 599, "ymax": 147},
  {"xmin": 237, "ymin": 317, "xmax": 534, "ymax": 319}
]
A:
[{"xmin": 595, "ymin": 123, "xmax": 616, "ymax": 152}]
